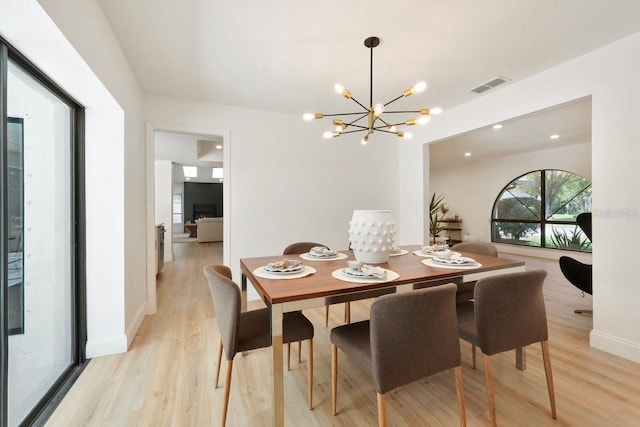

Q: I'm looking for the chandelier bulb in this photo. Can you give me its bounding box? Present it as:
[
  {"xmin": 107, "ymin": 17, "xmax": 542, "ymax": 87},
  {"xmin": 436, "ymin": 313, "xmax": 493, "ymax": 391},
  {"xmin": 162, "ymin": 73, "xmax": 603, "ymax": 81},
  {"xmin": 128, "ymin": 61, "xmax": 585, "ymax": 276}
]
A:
[
  {"xmin": 403, "ymin": 81, "xmax": 427, "ymax": 97},
  {"xmin": 334, "ymin": 83, "xmax": 352, "ymax": 99},
  {"xmin": 323, "ymin": 131, "xmax": 333, "ymax": 139},
  {"xmin": 413, "ymin": 81, "xmax": 427, "ymax": 93},
  {"xmin": 403, "ymin": 132, "xmax": 413, "ymax": 140},
  {"xmin": 418, "ymin": 116, "xmax": 431, "ymax": 125},
  {"xmin": 388, "ymin": 125, "xmax": 397, "ymax": 132},
  {"xmin": 303, "ymin": 113, "xmax": 315, "ymax": 121},
  {"xmin": 374, "ymin": 103, "xmax": 384, "ymax": 117},
  {"xmin": 361, "ymin": 135, "xmax": 369, "ymax": 145},
  {"xmin": 430, "ymin": 107, "xmax": 443, "ymax": 115}
]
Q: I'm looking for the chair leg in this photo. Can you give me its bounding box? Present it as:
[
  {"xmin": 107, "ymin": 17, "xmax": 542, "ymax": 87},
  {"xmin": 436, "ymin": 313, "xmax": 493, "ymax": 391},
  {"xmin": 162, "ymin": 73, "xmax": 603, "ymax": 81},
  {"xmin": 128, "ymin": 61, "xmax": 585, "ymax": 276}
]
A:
[
  {"xmin": 483, "ymin": 354, "xmax": 497, "ymax": 427},
  {"xmin": 222, "ymin": 360, "xmax": 233, "ymax": 427},
  {"xmin": 325, "ymin": 305, "xmax": 330, "ymax": 327},
  {"xmin": 471, "ymin": 344, "xmax": 476, "ymax": 370},
  {"xmin": 331, "ymin": 344, "xmax": 338, "ymax": 415},
  {"xmin": 215, "ymin": 337, "xmax": 223, "ymax": 388},
  {"xmin": 307, "ymin": 339, "xmax": 313, "ymax": 410},
  {"xmin": 287, "ymin": 342, "xmax": 291, "ymax": 371},
  {"xmin": 298, "ymin": 341, "xmax": 302, "ymax": 363},
  {"xmin": 541, "ymin": 341, "xmax": 557, "ymax": 419},
  {"xmin": 454, "ymin": 366, "xmax": 467, "ymax": 427},
  {"xmin": 377, "ymin": 393, "xmax": 387, "ymax": 427},
  {"xmin": 344, "ymin": 302, "xmax": 351, "ymax": 324}
]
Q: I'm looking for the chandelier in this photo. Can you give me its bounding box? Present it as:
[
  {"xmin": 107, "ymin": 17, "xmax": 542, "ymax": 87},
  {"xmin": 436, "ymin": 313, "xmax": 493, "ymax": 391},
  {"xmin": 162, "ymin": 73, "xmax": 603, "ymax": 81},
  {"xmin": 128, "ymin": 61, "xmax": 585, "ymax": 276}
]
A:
[{"xmin": 303, "ymin": 36, "xmax": 442, "ymax": 145}]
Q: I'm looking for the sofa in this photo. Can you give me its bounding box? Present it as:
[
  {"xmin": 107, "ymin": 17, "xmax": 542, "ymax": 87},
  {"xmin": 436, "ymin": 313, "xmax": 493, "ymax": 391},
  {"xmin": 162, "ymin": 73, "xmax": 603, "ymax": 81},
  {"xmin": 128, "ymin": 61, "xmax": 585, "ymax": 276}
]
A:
[{"xmin": 196, "ymin": 217, "xmax": 223, "ymax": 242}]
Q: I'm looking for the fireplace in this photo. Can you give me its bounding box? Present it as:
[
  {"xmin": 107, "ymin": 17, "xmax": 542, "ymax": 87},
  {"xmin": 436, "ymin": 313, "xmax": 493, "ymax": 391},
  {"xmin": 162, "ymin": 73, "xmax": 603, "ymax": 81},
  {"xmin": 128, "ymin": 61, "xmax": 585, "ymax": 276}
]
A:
[{"xmin": 193, "ymin": 203, "xmax": 217, "ymax": 219}]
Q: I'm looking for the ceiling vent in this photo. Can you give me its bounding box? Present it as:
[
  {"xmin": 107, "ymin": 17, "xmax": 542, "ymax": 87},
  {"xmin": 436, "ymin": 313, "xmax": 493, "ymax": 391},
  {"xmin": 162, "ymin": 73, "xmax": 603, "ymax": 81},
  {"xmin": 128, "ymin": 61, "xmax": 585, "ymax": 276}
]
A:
[{"xmin": 470, "ymin": 76, "xmax": 510, "ymax": 94}]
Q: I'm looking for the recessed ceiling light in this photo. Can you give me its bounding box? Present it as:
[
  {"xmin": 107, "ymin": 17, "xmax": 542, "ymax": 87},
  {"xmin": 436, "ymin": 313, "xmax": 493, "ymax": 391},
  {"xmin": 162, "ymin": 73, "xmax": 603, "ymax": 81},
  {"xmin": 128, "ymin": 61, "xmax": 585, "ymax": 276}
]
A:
[
  {"xmin": 212, "ymin": 167, "xmax": 223, "ymax": 179},
  {"xmin": 216, "ymin": 144, "xmax": 222, "ymax": 149},
  {"xmin": 183, "ymin": 166, "xmax": 197, "ymax": 177},
  {"xmin": 464, "ymin": 152, "xmax": 471, "ymax": 157},
  {"xmin": 492, "ymin": 124, "xmax": 503, "ymax": 130},
  {"xmin": 550, "ymin": 134, "xmax": 560, "ymax": 140}
]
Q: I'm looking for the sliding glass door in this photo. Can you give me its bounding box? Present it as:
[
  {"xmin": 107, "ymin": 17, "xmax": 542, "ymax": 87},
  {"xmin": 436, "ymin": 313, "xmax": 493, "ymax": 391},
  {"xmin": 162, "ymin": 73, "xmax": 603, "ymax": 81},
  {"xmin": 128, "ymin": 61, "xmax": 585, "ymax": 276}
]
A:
[{"xmin": 1, "ymin": 39, "xmax": 85, "ymax": 426}]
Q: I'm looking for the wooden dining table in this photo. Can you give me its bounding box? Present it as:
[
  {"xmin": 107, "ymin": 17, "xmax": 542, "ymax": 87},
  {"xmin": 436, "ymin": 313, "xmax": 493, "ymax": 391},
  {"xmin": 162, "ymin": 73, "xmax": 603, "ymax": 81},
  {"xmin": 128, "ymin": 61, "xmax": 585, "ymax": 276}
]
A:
[{"xmin": 240, "ymin": 245, "xmax": 525, "ymax": 426}]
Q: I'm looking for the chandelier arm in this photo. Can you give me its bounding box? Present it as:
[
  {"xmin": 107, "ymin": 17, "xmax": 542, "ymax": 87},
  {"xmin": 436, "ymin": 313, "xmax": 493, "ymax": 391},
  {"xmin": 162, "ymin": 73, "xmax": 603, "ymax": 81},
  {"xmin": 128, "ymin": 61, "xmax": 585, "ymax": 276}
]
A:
[
  {"xmin": 321, "ymin": 111, "xmax": 370, "ymax": 117},
  {"xmin": 344, "ymin": 124, "xmax": 370, "ymax": 130},
  {"xmin": 340, "ymin": 128, "xmax": 368, "ymax": 135},
  {"xmin": 347, "ymin": 113, "xmax": 370, "ymax": 126},
  {"xmin": 383, "ymin": 94, "xmax": 404, "ymax": 107},
  {"xmin": 373, "ymin": 122, "xmax": 404, "ymax": 130},
  {"xmin": 348, "ymin": 95, "xmax": 370, "ymax": 111},
  {"xmin": 383, "ymin": 110, "xmax": 426, "ymax": 114},
  {"xmin": 375, "ymin": 128, "xmax": 399, "ymax": 135}
]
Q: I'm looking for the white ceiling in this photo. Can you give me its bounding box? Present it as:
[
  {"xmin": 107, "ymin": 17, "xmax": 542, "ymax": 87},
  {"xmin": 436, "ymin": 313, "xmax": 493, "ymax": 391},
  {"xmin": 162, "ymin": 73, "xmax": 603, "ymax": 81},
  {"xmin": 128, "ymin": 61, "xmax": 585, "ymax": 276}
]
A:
[
  {"xmin": 430, "ymin": 97, "xmax": 592, "ymax": 168},
  {"xmin": 98, "ymin": 1, "xmax": 639, "ymax": 165},
  {"xmin": 98, "ymin": 0, "xmax": 640, "ymax": 116}
]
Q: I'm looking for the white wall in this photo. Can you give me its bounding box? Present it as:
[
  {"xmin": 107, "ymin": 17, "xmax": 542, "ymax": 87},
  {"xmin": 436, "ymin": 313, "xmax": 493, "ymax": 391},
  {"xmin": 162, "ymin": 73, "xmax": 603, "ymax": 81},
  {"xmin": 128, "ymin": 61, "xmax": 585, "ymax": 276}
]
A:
[
  {"xmin": 430, "ymin": 143, "xmax": 592, "ymax": 256},
  {"xmin": 154, "ymin": 160, "xmax": 173, "ymax": 262},
  {"xmin": 1, "ymin": 0, "xmax": 147, "ymax": 357},
  {"xmin": 400, "ymin": 33, "xmax": 640, "ymax": 362},
  {"xmin": 144, "ymin": 96, "xmax": 401, "ymax": 295}
]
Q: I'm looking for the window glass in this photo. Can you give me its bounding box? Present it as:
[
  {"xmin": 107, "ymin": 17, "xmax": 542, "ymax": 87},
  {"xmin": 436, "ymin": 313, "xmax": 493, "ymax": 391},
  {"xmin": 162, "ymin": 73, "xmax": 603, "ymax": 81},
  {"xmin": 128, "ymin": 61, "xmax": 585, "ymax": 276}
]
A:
[{"xmin": 491, "ymin": 169, "xmax": 592, "ymax": 252}]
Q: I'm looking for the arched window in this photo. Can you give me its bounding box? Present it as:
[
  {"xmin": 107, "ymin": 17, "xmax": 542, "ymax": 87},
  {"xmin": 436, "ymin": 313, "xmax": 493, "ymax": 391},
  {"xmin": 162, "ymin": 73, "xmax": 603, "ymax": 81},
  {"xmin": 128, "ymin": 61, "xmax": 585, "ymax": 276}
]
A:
[{"xmin": 491, "ymin": 170, "xmax": 592, "ymax": 252}]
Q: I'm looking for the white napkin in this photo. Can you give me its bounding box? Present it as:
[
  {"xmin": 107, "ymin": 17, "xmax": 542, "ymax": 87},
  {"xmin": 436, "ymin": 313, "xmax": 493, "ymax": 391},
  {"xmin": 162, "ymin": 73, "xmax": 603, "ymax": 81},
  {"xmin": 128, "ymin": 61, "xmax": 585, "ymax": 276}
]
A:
[
  {"xmin": 347, "ymin": 261, "xmax": 387, "ymax": 279},
  {"xmin": 433, "ymin": 256, "xmax": 475, "ymax": 265},
  {"xmin": 422, "ymin": 245, "xmax": 449, "ymax": 254},
  {"xmin": 310, "ymin": 246, "xmax": 337, "ymax": 257},
  {"xmin": 266, "ymin": 259, "xmax": 302, "ymax": 271}
]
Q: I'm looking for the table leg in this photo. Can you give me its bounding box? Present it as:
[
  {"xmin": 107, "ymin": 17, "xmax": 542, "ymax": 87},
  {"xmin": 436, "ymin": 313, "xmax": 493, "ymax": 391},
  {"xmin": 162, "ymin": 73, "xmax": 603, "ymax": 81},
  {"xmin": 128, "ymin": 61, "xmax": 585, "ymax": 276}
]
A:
[
  {"xmin": 272, "ymin": 303, "xmax": 284, "ymax": 426},
  {"xmin": 241, "ymin": 273, "xmax": 248, "ymax": 313},
  {"xmin": 516, "ymin": 346, "xmax": 526, "ymax": 370}
]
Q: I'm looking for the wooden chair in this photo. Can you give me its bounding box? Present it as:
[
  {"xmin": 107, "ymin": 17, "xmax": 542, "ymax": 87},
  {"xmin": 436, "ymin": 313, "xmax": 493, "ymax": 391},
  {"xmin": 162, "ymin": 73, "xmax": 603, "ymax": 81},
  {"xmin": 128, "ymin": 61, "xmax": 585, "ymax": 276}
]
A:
[
  {"xmin": 331, "ymin": 283, "xmax": 466, "ymax": 427},
  {"xmin": 203, "ymin": 265, "xmax": 315, "ymax": 426},
  {"xmin": 456, "ymin": 269, "xmax": 556, "ymax": 426}
]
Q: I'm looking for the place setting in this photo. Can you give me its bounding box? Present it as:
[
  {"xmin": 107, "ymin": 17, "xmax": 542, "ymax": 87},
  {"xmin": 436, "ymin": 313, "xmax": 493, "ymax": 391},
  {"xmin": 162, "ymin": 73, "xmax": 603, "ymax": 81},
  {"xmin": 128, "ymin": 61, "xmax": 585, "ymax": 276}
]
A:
[
  {"xmin": 388, "ymin": 246, "xmax": 409, "ymax": 256},
  {"xmin": 413, "ymin": 244, "xmax": 461, "ymax": 258},
  {"xmin": 299, "ymin": 245, "xmax": 348, "ymax": 261},
  {"xmin": 253, "ymin": 259, "xmax": 316, "ymax": 279},
  {"xmin": 421, "ymin": 249, "xmax": 482, "ymax": 270},
  {"xmin": 332, "ymin": 260, "xmax": 400, "ymax": 284}
]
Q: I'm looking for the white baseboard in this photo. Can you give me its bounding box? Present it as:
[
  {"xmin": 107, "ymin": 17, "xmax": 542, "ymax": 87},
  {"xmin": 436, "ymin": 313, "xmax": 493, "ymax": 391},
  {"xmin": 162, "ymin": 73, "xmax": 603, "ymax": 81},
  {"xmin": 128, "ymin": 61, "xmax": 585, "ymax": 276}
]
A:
[
  {"xmin": 590, "ymin": 329, "xmax": 640, "ymax": 363},
  {"xmin": 126, "ymin": 304, "xmax": 148, "ymax": 349},
  {"xmin": 86, "ymin": 335, "xmax": 128, "ymax": 358}
]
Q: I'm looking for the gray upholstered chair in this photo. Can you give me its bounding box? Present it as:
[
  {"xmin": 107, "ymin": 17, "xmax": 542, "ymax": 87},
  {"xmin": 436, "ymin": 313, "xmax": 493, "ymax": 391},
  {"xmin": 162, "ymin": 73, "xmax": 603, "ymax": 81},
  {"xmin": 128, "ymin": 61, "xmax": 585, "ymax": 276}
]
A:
[
  {"xmin": 456, "ymin": 269, "xmax": 556, "ymax": 426},
  {"xmin": 282, "ymin": 242, "xmax": 324, "ymax": 364},
  {"xmin": 331, "ymin": 283, "xmax": 467, "ymax": 427},
  {"xmin": 203, "ymin": 265, "xmax": 315, "ymax": 426},
  {"xmin": 451, "ymin": 242, "xmax": 498, "ymax": 302}
]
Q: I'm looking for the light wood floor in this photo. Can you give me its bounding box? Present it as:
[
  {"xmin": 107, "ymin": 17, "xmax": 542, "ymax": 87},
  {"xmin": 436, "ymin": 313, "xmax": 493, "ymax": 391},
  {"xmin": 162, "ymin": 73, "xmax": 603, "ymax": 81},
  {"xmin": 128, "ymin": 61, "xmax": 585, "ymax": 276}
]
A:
[{"xmin": 46, "ymin": 243, "xmax": 640, "ymax": 426}]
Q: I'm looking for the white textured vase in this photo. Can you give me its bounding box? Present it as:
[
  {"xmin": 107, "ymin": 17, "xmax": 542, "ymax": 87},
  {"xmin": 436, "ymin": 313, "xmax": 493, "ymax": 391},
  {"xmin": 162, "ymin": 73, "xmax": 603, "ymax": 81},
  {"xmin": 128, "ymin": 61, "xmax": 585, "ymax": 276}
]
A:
[{"xmin": 348, "ymin": 210, "xmax": 396, "ymax": 264}]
